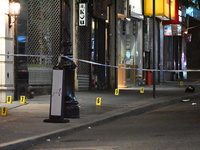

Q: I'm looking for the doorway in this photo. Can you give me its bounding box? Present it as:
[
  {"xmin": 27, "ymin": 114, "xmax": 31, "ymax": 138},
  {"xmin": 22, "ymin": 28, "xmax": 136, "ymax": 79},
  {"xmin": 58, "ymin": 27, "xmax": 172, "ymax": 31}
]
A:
[
  {"xmin": 91, "ymin": 18, "xmax": 108, "ymax": 89},
  {"xmin": 117, "ymin": 18, "xmax": 143, "ymax": 88}
]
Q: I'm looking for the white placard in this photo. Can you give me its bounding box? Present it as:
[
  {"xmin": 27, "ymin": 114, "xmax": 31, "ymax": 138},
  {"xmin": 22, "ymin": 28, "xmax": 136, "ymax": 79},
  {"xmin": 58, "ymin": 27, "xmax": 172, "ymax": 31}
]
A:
[
  {"xmin": 50, "ymin": 70, "xmax": 63, "ymax": 116},
  {"xmin": 79, "ymin": 3, "xmax": 88, "ymax": 26}
]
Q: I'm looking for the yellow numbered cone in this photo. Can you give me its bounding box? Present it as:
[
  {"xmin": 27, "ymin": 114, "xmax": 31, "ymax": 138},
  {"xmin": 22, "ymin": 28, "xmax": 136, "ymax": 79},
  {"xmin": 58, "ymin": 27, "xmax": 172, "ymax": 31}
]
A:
[
  {"xmin": 115, "ymin": 89, "xmax": 120, "ymax": 95},
  {"xmin": 20, "ymin": 96, "xmax": 26, "ymax": 104},
  {"xmin": 1, "ymin": 107, "xmax": 8, "ymax": 116},
  {"xmin": 140, "ymin": 87, "xmax": 145, "ymax": 93},
  {"xmin": 180, "ymin": 81, "xmax": 184, "ymax": 86},
  {"xmin": 96, "ymin": 97, "xmax": 102, "ymax": 106},
  {"xmin": 6, "ymin": 96, "xmax": 12, "ymax": 104}
]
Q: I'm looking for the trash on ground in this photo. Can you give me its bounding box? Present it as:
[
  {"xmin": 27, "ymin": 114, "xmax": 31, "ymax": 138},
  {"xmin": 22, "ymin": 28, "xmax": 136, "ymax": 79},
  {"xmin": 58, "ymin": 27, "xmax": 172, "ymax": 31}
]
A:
[{"xmin": 182, "ymin": 99, "xmax": 190, "ymax": 102}]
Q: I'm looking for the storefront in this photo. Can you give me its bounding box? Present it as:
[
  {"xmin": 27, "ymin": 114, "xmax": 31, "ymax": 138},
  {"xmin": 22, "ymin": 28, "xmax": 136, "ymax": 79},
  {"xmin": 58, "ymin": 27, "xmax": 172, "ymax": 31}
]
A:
[
  {"xmin": 117, "ymin": 0, "xmax": 144, "ymax": 88},
  {"xmin": 89, "ymin": 0, "xmax": 108, "ymax": 90},
  {"xmin": 163, "ymin": 0, "xmax": 186, "ymax": 81}
]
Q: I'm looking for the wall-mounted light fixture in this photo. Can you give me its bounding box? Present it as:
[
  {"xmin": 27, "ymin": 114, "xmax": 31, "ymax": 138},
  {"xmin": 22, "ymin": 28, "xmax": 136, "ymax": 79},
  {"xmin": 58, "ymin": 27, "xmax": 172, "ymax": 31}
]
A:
[
  {"xmin": 184, "ymin": 24, "xmax": 200, "ymax": 34},
  {"xmin": 8, "ymin": 0, "xmax": 21, "ymax": 28}
]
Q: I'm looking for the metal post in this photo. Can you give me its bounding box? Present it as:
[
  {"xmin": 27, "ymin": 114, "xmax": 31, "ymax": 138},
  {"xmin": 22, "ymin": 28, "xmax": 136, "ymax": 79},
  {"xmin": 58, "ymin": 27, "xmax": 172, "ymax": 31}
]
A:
[
  {"xmin": 153, "ymin": 0, "xmax": 156, "ymax": 98},
  {"xmin": 14, "ymin": 16, "xmax": 19, "ymax": 100},
  {"xmin": 44, "ymin": 0, "xmax": 79, "ymax": 123},
  {"xmin": 61, "ymin": 56, "xmax": 79, "ymax": 118},
  {"xmin": 114, "ymin": 0, "xmax": 117, "ymax": 89},
  {"xmin": 61, "ymin": 0, "xmax": 79, "ymax": 118}
]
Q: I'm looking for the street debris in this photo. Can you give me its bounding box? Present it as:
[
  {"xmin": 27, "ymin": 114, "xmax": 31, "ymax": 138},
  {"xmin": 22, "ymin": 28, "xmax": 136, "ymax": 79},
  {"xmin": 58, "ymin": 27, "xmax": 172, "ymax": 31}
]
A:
[
  {"xmin": 192, "ymin": 103, "xmax": 197, "ymax": 106},
  {"xmin": 185, "ymin": 85, "xmax": 195, "ymax": 92},
  {"xmin": 182, "ymin": 99, "xmax": 190, "ymax": 102}
]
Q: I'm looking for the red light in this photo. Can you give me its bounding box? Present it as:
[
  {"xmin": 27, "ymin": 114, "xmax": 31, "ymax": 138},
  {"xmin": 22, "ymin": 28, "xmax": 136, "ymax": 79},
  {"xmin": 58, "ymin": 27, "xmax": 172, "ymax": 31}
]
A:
[{"xmin": 21, "ymin": 70, "xmax": 28, "ymax": 72}]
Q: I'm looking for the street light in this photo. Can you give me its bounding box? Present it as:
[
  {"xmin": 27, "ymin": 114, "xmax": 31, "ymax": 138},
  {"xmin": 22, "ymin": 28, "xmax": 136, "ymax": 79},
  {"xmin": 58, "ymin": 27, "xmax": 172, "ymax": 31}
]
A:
[
  {"xmin": 10, "ymin": 0, "xmax": 20, "ymax": 15},
  {"xmin": 8, "ymin": 0, "xmax": 21, "ymax": 100},
  {"xmin": 145, "ymin": 0, "xmax": 173, "ymax": 98},
  {"xmin": 8, "ymin": 0, "xmax": 21, "ymax": 28},
  {"xmin": 184, "ymin": 24, "xmax": 200, "ymax": 34},
  {"xmin": 153, "ymin": 0, "xmax": 156, "ymax": 98}
]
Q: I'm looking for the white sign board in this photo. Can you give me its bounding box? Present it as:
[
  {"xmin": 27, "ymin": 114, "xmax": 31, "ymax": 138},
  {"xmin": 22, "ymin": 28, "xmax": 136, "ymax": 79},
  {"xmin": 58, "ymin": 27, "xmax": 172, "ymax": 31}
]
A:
[
  {"xmin": 79, "ymin": 3, "xmax": 88, "ymax": 26},
  {"xmin": 129, "ymin": 0, "xmax": 144, "ymax": 19},
  {"xmin": 50, "ymin": 70, "xmax": 63, "ymax": 116}
]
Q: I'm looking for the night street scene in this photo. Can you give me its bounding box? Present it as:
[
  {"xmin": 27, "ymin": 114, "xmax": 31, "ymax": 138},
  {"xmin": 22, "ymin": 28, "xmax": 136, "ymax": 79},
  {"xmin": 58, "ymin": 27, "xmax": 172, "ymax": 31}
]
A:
[{"xmin": 1, "ymin": 0, "xmax": 200, "ymax": 150}]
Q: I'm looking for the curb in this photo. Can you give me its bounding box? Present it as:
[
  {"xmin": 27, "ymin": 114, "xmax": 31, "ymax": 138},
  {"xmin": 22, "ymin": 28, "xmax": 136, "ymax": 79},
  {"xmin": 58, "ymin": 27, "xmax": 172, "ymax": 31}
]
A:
[{"xmin": 1, "ymin": 92, "xmax": 200, "ymax": 150}]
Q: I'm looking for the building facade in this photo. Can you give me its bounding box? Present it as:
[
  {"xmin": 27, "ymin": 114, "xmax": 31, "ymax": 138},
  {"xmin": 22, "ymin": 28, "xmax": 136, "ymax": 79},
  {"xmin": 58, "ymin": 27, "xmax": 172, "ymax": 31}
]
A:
[
  {"xmin": 0, "ymin": 0, "xmax": 15, "ymax": 102},
  {"xmin": 1, "ymin": 0, "xmax": 200, "ymax": 102}
]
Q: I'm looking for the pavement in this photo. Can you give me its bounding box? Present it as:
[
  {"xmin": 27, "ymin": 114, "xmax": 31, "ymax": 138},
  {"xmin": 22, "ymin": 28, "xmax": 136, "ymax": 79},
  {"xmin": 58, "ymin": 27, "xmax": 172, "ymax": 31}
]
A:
[{"xmin": 1, "ymin": 81, "xmax": 200, "ymax": 150}]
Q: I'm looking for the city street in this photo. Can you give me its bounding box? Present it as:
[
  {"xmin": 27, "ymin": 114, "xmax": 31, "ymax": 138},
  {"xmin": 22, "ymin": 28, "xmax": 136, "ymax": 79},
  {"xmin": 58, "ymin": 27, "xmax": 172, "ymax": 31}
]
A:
[
  {"xmin": 27, "ymin": 96, "xmax": 200, "ymax": 150},
  {"xmin": 1, "ymin": 1, "xmax": 200, "ymax": 150}
]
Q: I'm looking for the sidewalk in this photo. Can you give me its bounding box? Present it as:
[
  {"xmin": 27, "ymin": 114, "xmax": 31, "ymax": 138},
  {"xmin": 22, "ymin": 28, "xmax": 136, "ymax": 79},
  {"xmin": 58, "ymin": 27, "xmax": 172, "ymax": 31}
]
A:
[{"xmin": 0, "ymin": 81, "xmax": 200, "ymax": 150}]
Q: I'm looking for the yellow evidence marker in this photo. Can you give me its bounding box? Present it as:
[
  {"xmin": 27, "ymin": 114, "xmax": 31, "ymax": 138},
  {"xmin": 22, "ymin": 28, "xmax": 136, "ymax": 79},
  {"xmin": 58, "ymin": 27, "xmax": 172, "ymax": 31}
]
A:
[
  {"xmin": 1, "ymin": 107, "xmax": 8, "ymax": 116},
  {"xmin": 115, "ymin": 89, "xmax": 120, "ymax": 95},
  {"xmin": 96, "ymin": 97, "xmax": 102, "ymax": 106},
  {"xmin": 6, "ymin": 96, "xmax": 12, "ymax": 104},
  {"xmin": 180, "ymin": 81, "xmax": 184, "ymax": 86},
  {"xmin": 20, "ymin": 96, "xmax": 26, "ymax": 104},
  {"xmin": 140, "ymin": 87, "xmax": 145, "ymax": 93}
]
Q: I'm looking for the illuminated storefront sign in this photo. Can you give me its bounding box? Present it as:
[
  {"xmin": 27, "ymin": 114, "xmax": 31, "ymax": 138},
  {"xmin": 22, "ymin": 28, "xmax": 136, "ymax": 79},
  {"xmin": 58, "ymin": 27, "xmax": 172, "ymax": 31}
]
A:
[
  {"xmin": 164, "ymin": 24, "xmax": 182, "ymax": 36},
  {"xmin": 164, "ymin": 25, "xmax": 172, "ymax": 36},
  {"xmin": 163, "ymin": 0, "xmax": 183, "ymax": 36},
  {"xmin": 144, "ymin": 0, "xmax": 172, "ymax": 20},
  {"xmin": 164, "ymin": 0, "xmax": 182, "ymax": 24},
  {"xmin": 129, "ymin": 0, "xmax": 143, "ymax": 19},
  {"xmin": 170, "ymin": 0, "xmax": 175, "ymax": 20}
]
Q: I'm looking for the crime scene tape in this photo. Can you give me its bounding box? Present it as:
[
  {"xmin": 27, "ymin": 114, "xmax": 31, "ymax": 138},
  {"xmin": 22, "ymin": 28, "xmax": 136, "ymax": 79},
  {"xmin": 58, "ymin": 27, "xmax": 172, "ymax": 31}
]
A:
[
  {"xmin": 0, "ymin": 54, "xmax": 53, "ymax": 58},
  {"xmin": 1, "ymin": 53, "xmax": 200, "ymax": 72},
  {"xmin": 63, "ymin": 56, "xmax": 200, "ymax": 73}
]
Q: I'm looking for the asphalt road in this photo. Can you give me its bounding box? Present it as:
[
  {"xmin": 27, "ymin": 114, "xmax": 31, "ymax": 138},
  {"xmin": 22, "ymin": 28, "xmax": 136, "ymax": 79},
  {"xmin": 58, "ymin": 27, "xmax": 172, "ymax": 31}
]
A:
[{"xmin": 27, "ymin": 96, "xmax": 200, "ymax": 150}]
